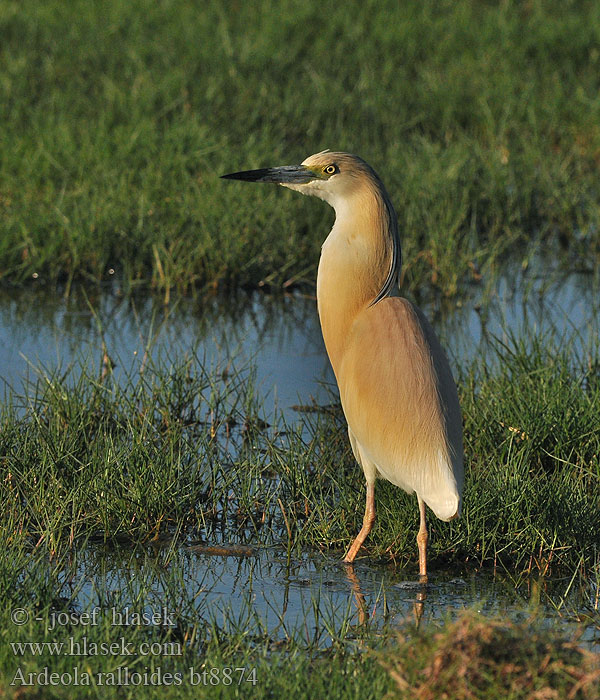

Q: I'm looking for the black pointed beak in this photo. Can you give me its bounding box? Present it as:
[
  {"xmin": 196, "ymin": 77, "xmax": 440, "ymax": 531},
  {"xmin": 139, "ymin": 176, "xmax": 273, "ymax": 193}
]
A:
[{"xmin": 220, "ymin": 165, "xmax": 314, "ymax": 184}]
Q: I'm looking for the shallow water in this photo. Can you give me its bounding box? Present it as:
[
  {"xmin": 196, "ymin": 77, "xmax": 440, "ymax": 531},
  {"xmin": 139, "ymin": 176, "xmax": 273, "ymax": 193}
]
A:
[
  {"xmin": 1, "ymin": 262, "xmax": 598, "ymax": 417},
  {"xmin": 62, "ymin": 543, "xmax": 599, "ymax": 649},
  {"xmin": 0, "ymin": 289, "xmax": 333, "ymax": 416},
  {"xmin": 2, "ymin": 265, "xmax": 599, "ymax": 647}
]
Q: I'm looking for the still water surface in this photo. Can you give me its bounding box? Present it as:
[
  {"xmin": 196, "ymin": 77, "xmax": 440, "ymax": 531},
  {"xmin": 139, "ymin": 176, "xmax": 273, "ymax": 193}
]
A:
[{"xmin": 1, "ymin": 263, "xmax": 598, "ymax": 415}]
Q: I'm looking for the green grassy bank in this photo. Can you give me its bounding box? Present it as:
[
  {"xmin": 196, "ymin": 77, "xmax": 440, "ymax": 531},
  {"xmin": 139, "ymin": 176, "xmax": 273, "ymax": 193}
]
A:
[{"xmin": 1, "ymin": 0, "xmax": 599, "ymax": 296}]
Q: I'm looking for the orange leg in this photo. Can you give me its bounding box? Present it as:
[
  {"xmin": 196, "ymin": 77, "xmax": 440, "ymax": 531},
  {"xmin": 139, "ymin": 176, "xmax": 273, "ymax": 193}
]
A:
[
  {"xmin": 417, "ymin": 495, "xmax": 428, "ymax": 582},
  {"xmin": 344, "ymin": 482, "xmax": 375, "ymax": 563}
]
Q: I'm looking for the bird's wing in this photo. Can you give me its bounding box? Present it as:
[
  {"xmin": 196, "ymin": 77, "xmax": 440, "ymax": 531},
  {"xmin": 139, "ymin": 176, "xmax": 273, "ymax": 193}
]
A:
[{"xmin": 337, "ymin": 297, "xmax": 463, "ymax": 520}]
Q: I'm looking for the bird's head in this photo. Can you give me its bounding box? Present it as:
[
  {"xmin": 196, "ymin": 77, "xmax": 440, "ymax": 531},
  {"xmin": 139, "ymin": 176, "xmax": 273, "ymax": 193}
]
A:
[
  {"xmin": 222, "ymin": 150, "xmax": 401, "ymax": 302},
  {"xmin": 221, "ymin": 151, "xmax": 382, "ymax": 211}
]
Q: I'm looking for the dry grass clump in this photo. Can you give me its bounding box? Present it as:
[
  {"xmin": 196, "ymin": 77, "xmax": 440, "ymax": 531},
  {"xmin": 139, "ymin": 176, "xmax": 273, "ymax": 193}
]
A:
[{"xmin": 383, "ymin": 612, "xmax": 600, "ymax": 700}]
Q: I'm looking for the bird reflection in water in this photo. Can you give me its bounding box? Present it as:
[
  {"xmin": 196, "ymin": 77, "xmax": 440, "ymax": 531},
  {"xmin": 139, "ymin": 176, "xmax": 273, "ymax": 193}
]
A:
[{"xmin": 342, "ymin": 563, "xmax": 428, "ymax": 629}]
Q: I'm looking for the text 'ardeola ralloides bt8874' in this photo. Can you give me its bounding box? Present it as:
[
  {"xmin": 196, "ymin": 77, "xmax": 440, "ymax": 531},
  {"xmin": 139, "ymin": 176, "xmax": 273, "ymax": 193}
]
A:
[{"xmin": 222, "ymin": 151, "xmax": 463, "ymax": 580}]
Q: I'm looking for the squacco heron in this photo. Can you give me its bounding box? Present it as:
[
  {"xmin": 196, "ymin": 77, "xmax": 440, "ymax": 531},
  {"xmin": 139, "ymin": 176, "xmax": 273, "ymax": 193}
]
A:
[{"xmin": 222, "ymin": 151, "xmax": 463, "ymax": 579}]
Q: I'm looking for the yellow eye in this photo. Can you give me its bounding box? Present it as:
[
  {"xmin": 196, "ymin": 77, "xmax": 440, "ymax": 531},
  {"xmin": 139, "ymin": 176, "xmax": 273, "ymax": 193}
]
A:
[{"xmin": 324, "ymin": 164, "xmax": 337, "ymax": 175}]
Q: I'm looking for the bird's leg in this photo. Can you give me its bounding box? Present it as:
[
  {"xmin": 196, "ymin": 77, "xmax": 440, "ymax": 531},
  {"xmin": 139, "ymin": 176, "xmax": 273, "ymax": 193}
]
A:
[
  {"xmin": 416, "ymin": 495, "xmax": 428, "ymax": 582},
  {"xmin": 343, "ymin": 482, "xmax": 375, "ymax": 563}
]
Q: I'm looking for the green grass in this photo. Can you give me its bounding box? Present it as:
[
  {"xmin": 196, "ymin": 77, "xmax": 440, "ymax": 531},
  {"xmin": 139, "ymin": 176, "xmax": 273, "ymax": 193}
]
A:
[
  {"xmin": 1, "ymin": 0, "xmax": 600, "ymax": 296},
  {"xmin": 1, "ymin": 334, "xmax": 598, "ymax": 574}
]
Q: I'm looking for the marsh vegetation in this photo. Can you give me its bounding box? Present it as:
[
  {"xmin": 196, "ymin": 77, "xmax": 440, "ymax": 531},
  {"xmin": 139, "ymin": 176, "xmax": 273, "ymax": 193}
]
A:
[
  {"xmin": 1, "ymin": 0, "xmax": 599, "ymax": 297},
  {"xmin": 1, "ymin": 0, "xmax": 599, "ymax": 697}
]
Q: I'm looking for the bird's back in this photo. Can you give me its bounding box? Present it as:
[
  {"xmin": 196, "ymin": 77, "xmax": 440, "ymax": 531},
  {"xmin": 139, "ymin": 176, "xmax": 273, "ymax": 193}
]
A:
[{"xmin": 335, "ymin": 297, "xmax": 463, "ymax": 521}]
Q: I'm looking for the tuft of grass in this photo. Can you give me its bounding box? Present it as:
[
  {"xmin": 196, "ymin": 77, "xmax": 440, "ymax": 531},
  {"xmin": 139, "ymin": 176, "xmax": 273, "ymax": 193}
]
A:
[
  {"xmin": 1, "ymin": 0, "xmax": 600, "ymax": 295},
  {"xmin": 383, "ymin": 610, "xmax": 600, "ymax": 700},
  {"xmin": 456, "ymin": 332, "xmax": 600, "ymax": 575}
]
